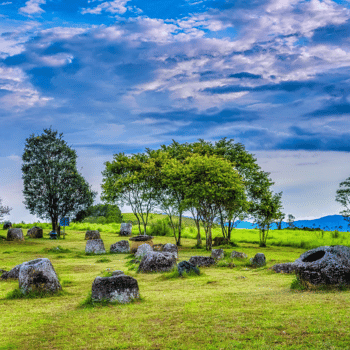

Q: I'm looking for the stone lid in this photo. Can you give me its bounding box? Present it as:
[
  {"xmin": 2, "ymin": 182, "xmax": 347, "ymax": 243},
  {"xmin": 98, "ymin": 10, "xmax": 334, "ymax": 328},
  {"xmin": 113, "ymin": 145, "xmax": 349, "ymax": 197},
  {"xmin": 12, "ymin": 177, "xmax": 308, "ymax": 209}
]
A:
[{"xmin": 129, "ymin": 235, "xmax": 154, "ymax": 242}]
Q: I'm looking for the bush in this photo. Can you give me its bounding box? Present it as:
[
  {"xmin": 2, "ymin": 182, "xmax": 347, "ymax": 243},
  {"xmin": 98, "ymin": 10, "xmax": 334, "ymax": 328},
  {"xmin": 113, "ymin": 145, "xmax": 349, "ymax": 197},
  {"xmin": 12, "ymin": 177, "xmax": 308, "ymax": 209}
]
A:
[{"xmin": 147, "ymin": 219, "xmax": 172, "ymax": 236}]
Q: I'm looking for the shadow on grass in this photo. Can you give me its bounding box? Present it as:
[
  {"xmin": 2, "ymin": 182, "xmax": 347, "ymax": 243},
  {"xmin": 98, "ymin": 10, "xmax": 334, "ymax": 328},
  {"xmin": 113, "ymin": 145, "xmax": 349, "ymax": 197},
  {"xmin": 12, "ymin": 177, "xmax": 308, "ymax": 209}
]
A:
[
  {"xmin": 4, "ymin": 288, "xmax": 66, "ymax": 300},
  {"xmin": 290, "ymin": 277, "xmax": 350, "ymax": 293},
  {"xmin": 78, "ymin": 292, "xmax": 144, "ymax": 308}
]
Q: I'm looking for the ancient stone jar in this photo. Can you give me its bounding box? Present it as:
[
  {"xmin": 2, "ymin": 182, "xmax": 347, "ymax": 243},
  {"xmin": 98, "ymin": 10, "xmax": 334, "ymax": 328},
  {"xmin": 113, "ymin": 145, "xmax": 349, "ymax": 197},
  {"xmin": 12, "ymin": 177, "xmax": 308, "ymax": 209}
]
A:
[
  {"xmin": 294, "ymin": 245, "xmax": 350, "ymax": 286},
  {"xmin": 250, "ymin": 253, "xmax": 266, "ymax": 267},
  {"xmin": 135, "ymin": 243, "xmax": 153, "ymax": 259},
  {"xmin": 162, "ymin": 243, "xmax": 178, "ymax": 259},
  {"xmin": 85, "ymin": 239, "xmax": 106, "ymax": 254},
  {"xmin": 120, "ymin": 223, "xmax": 132, "ymax": 236},
  {"xmin": 129, "ymin": 235, "xmax": 154, "ymax": 253},
  {"xmin": 7, "ymin": 228, "xmax": 24, "ymax": 241},
  {"xmin": 177, "ymin": 261, "xmax": 200, "ymax": 276},
  {"xmin": 19, "ymin": 258, "xmax": 62, "ymax": 294},
  {"xmin": 27, "ymin": 226, "xmax": 43, "ymax": 238},
  {"xmin": 189, "ymin": 256, "xmax": 216, "ymax": 267},
  {"xmin": 85, "ymin": 230, "xmax": 101, "ymax": 240},
  {"xmin": 110, "ymin": 240, "xmax": 130, "ymax": 254},
  {"xmin": 211, "ymin": 249, "xmax": 224, "ymax": 261},
  {"xmin": 138, "ymin": 251, "xmax": 176, "ymax": 273},
  {"xmin": 272, "ymin": 263, "xmax": 297, "ymax": 274},
  {"xmin": 91, "ymin": 275, "xmax": 139, "ymax": 303}
]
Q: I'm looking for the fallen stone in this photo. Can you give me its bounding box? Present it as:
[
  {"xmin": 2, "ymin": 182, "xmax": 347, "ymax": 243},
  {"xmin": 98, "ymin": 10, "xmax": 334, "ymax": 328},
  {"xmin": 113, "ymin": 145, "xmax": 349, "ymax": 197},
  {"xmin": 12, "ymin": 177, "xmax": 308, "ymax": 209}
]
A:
[
  {"xmin": 135, "ymin": 243, "xmax": 153, "ymax": 259},
  {"xmin": 162, "ymin": 243, "xmax": 178, "ymax": 259},
  {"xmin": 27, "ymin": 226, "xmax": 43, "ymax": 238},
  {"xmin": 111, "ymin": 270, "xmax": 124, "ymax": 276},
  {"xmin": 231, "ymin": 251, "xmax": 248, "ymax": 259},
  {"xmin": 110, "ymin": 240, "xmax": 130, "ymax": 254},
  {"xmin": 91, "ymin": 275, "xmax": 139, "ymax": 303},
  {"xmin": 211, "ymin": 249, "xmax": 224, "ymax": 260},
  {"xmin": 0, "ymin": 263, "xmax": 22, "ymax": 280},
  {"xmin": 19, "ymin": 258, "xmax": 61, "ymax": 294},
  {"xmin": 250, "ymin": 253, "xmax": 266, "ymax": 267},
  {"xmin": 294, "ymin": 245, "xmax": 350, "ymax": 286},
  {"xmin": 85, "ymin": 239, "xmax": 106, "ymax": 254},
  {"xmin": 272, "ymin": 263, "xmax": 297, "ymax": 274},
  {"xmin": 138, "ymin": 251, "xmax": 176, "ymax": 273},
  {"xmin": 120, "ymin": 223, "xmax": 132, "ymax": 236},
  {"xmin": 7, "ymin": 228, "xmax": 24, "ymax": 241},
  {"xmin": 85, "ymin": 230, "xmax": 101, "ymax": 240},
  {"xmin": 177, "ymin": 261, "xmax": 200, "ymax": 276},
  {"xmin": 189, "ymin": 256, "xmax": 216, "ymax": 267}
]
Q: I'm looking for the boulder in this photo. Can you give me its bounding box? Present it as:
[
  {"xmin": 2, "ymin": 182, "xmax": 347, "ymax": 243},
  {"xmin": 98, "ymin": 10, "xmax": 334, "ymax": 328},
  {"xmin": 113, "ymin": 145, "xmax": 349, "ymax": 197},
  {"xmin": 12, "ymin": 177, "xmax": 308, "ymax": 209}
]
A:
[
  {"xmin": 211, "ymin": 249, "xmax": 224, "ymax": 261},
  {"xmin": 120, "ymin": 223, "xmax": 132, "ymax": 236},
  {"xmin": 250, "ymin": 253, "xmax": 266, "ymax": 267},
  {"xmin": 135, "ymin": 243, "xmax": 153, "ymax": 259},
  {"xmin": 85, "ymin": 230, "xmax": 101, "ymax": 240},
  {"xmin": 293, "ymin": 245, "xmax": 350, "ymax": 286},
  {"xmin": 189, "ymin": 256, "xmax": 216, "ymax": 267},
  {"xmin": 91, "ymin": 274, "xmax": 139, "ymax": 303},
  {"xmin": 3, "ymin": 221, "xmax": 12, "ymax": 230},
  {"xmin": 138, "ymin": 251, "xmax": 176, "ymax": 273},
  {"xmin": 19, "ymin": 258, "xmax": 61, "ymax": 294},
  {"xmin": 110, "ymin": 240, "xmax": 130, "ymax": 254},
  {"xmin": 272, "ymin": 263, "xmax": 297, "ymax": 274},
  {"xmin": 162, "ymin": 243, "xmax": 178, "ymax": 259},
  {"xmin": 0, "ymin": 263, "xmax": 22, "ymax": 280},
  {"xmin": 177, "ymin": 261, "xmax": 200, "ymax": 276},
  {"xmin": 231, "ymin": 251, "xmax": 248, "ymax": 259},
  {"xmin": 111, "ymin": 270, "xmax": 124, "ymax": 276},
  {"xmin": 7, "ymin": 228, "xmax": 24, "ymax": 241},
  {"xmin": 85, "ymin": 239, "xmax": 106, "ymax": 254},
  {"xmin": 27, "ymin": 226, "xmax": 43, "ymax": 238}
]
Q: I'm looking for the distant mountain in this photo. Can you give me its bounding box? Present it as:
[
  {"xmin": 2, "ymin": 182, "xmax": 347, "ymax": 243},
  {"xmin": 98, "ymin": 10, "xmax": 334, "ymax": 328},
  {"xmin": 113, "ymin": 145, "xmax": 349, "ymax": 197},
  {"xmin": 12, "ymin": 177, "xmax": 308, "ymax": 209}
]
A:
[{"xmin": 233, "ymin": 215, "xmax": 350, "ymax": 231}]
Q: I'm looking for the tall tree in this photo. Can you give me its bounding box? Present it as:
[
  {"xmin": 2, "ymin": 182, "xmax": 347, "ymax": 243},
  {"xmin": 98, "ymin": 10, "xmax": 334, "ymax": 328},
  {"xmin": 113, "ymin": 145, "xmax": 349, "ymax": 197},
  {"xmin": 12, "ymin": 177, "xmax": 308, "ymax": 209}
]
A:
[
  {"xmin": 287, "ymin": 214, "xmax": 295, "ymax": 228},
  {"xmin": 22, "ymin": 128, "xmax": 96, "ymax": 233},
  {"xmin": 0, "ymin": 197, "xmax": 11, "ymax": 220},
  {"xmin": 336, "ymin": 177, "xmax": 350, "ymax": 227}
]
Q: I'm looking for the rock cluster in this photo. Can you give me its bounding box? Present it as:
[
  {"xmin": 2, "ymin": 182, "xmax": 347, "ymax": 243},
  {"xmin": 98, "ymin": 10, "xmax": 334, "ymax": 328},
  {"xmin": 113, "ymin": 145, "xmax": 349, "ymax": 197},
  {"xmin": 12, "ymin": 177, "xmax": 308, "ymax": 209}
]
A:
[
  {"xmin": 91, "ymin": 274, "xmax": 139, "ymax": 303},
  {"xmin": 27, "ymin": 226, "xmax": 43, "ymax": 238},
  {"xmin": 85, "ymin": 230, "xmax": 101, "ymax": 240},
  {"xmin": 189, "ymin": 256, "xmax": 216, "ymax": 267},
  {"xmin": 7, "ymin": 228, "xmax": 24, "ymax": 241},
  {"xmin": 138, "ymin": 251, "xmax": 176, "ymax": 273},
  {"xmin": 110, "ymin": 240, "xmax": 130, "ymax": 254},
  {"xmin": 85, "ymin": 239, "xmax": 106, "ymax": 254}
]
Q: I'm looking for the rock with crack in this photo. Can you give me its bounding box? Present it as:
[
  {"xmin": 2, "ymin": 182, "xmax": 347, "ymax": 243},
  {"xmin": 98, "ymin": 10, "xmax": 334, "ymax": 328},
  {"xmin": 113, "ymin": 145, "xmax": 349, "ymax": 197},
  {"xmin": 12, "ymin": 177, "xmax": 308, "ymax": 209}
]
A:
[
  {"xmin": 138, "ymin": 251, "xmax": 176, "ymax": 273},
  {"xmin": 189, "ymin": 256, "xmax": 216, "ymax": 267},
  {"xmin": 19, "ymin": 258, "xmax": 61, "ymax": 294},
  {"xmin": 85, "ymin": 239, "xmax": 106, "ymax": 254},
  {"xmin": 91, "ymin": 275, "xmax": 139, "ymax": 303},
  {"xmin": 110, "ymin": 240, "xmax": 130, "ymax": 254}
]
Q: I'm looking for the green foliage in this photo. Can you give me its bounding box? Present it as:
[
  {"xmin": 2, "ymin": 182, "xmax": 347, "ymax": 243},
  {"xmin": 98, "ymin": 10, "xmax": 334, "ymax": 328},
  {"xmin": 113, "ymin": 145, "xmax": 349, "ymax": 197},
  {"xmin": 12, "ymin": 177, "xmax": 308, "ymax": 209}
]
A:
[
  {"xmin": 45, "ymin": 245, "xmax": 71, "ymax": 253},
  {"xmin": 5, "ymin": 288, "xmax": 63, "ymax": 299},
  {"xmin": 96, "ymin": 258, "xmax": 111, "ymax": 263},
  {"xmin": 79, "ymin": 203, "xmax": 123, "ymax": 223},
  {"xmin": 147, "ymin": 219, "xmax": 172, "ymax": 236},
  {"xmin": 290, "ymin": 277, "xmax": 307, "ymax": 291},
  {"xmin": 160, "ymin": 266, "xmax": 202, "ymax": 280},
  {"xmin": 79, "ymin": 292, "xmax": 143, "ymax": 308},
  {"xmin": 21, "ymin": 128, "xmax": 96, "ymax": 231}
]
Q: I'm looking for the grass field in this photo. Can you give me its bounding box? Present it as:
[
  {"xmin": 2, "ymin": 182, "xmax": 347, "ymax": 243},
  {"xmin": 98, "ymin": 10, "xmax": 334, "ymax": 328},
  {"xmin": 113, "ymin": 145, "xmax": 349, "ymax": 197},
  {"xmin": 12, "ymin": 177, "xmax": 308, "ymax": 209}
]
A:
[{"xmin": 1, "ymin": 219, "xmax": 350, "ymax": 349}]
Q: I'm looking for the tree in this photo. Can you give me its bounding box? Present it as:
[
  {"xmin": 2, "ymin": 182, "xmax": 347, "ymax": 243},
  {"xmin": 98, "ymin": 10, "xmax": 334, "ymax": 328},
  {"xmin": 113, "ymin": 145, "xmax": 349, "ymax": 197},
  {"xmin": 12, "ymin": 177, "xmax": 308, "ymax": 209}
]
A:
[
  {"xmin": 252, "ymin": 191, "xmax": 283, "ymax": 247},
  {"xmin": 0, "ymin": 197, "xmax": 11, "ymax": 220},
  {"xmin": 275, "ymin": 211, "xmax": 285, "ymax": 230},
  {"xmin": 336, "ymin": 177, "xmax": 350, "ymax": 228},
  {"xmin": 101, "ymin": 152, "xmax": 161, "ymax": 235},
  {"xmin": 287, "ymin": 214, "xmax": 295, "ymax": 228},
  {"xmin": 22, "ymin": 128, "xmax": 96, "ymax": 233},
  {"xmin": 75, "ymin": 203, "xmax": 123, "ymax": 223},
  {"xmin": 182, "ymin": 154, "xmax": 246, "ymax": 250}
]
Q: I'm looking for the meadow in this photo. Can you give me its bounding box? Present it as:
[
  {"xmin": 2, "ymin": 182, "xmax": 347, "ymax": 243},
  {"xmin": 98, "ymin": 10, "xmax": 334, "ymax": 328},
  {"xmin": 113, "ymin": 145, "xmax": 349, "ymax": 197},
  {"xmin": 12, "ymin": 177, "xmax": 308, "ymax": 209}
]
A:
[{"xmin": 1, "ymin": 216, "xmax": 350, "ymax": 349}]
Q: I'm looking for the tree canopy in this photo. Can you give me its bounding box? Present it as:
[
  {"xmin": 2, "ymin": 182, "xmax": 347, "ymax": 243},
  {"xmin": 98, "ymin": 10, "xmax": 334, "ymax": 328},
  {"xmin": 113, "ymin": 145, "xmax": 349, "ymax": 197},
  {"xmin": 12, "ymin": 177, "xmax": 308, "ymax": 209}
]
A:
[
  {"xmin": 0, "ymin": 197, "xmax": 11, "ymax": 221},
  {"xmin": 22, "ymin": 128, "xmax": 96, "ymax": 232},
  {"xmin": 336, "ymin": 177, "xmax": 350, "ymax": 226}
]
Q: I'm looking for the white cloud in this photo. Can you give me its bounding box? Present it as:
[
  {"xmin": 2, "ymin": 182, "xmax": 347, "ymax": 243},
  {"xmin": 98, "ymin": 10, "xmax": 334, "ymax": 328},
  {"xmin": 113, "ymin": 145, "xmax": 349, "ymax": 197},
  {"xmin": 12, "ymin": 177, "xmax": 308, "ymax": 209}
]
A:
[
  {"xmin": 81, "ymin": 0, "xmax": 130, "ymax": 15},
  {"xmin": 19, "ymin": 0, "xmax": 46, "ymax": 15}
]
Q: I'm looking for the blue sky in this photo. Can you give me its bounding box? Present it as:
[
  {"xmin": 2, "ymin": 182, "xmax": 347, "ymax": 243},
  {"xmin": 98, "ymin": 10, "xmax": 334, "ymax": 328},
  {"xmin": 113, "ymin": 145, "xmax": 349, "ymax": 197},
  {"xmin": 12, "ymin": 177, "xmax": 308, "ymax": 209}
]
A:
[{"xmin": 1, "ymin": 0, "xmax": 350, "ymax": 222}]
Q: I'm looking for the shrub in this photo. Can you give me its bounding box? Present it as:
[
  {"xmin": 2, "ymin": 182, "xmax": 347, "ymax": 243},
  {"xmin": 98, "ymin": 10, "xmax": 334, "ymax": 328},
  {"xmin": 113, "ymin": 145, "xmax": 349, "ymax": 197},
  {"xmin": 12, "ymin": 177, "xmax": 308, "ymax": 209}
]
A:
[{"xmin": 147, "ymin": 219, "xmax": 172, "ymax": 236}]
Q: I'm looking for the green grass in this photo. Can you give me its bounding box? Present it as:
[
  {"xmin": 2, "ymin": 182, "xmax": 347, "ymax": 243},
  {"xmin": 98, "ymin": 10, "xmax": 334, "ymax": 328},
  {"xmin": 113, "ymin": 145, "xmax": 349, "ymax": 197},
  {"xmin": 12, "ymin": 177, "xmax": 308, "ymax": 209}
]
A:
[{"xmin": 1, "ymin": 217, "xmax": 350, "ymax": 349}]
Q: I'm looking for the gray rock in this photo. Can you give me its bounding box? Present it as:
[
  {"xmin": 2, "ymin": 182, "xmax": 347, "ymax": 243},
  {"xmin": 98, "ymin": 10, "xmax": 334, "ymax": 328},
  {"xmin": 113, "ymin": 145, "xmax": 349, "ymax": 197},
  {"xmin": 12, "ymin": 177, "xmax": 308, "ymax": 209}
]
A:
[
  {"xmin": 91, "ymin": 275, "xmax": 139, "ymax": 303},
  {"xmin": 177, "ymin": 261, "xmax": 200, "ymax": 276},
  {"xmin": 189, "ymin": 256, "xmax": 216, "ymax": 267},
  {"xmin": 19, "ymin": 258, "xmax": 62, "ymax": 294},
  {"xmin": 272, "ymin": 263, "xmax": 297, "ymax": 274},
  {"xmin": 162, "ymin": 243, "xmax": 178, "ymax": 259},
  {"xmin": 3, "ymin": 221, "xmax": 12, "ymax": 230},
  {"xmin": 27, "ymin": 226, "xmax": 43, "ymax": 238},
  {"xmin": 250, "ymin": 253, "xmax": 266, "ymax": 267},
  {"xmin": 231, "ymin": 251, "xmax": 248, "ymax": 259},
  {"xmin": 211, "ymin": 249, "xmax": 224, "ymax": 260},
  {"xmin": 293, "ymin": 245, "xmax": 350, "ymax": 286},
  {"xmin": 138, "ymin": 251, "xmax": 176, "ymax": 273},
  {"xmin": 135, "ymin": 243, "xmax": 153, "ymax": 259},
  {"xmin": 110, "ymin": 240, "xmax": 130, "ymax": 254},
  {"xmin": 120, "ymin": 223, "xmax": 132, "ymax": 236},
  {"xmin": 7, "ymin": 228, "xmax": 24, "ymax": 241},
  {"xmin": 0, "ymin": 263, "xmax": 22, "ymax": 280},
  {"xmin": 111, "ymin": 270, "xmax": 124, "ymax": 276},
  {"xmin": 85, "ymin": 230, "xmax": 101, "ymax": 240},
  {"xmin": 85, "ymin": 239, "xmax": 106, "ymax": 254},
  {"xmin": 129, "ymin": 235, "xmax": 154, "ymax": 242}
]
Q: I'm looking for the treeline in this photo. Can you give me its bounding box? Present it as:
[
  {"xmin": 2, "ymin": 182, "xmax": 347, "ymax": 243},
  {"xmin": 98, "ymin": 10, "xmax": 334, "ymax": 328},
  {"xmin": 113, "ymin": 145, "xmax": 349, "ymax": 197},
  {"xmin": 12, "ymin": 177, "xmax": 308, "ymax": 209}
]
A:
[
  {"xmin": 102, "ymin": 138, "xmax": 283, "ymax": 250},
  {"xmin": 74, "ymin": 203, "xmax": 123, "ymax": 224}
]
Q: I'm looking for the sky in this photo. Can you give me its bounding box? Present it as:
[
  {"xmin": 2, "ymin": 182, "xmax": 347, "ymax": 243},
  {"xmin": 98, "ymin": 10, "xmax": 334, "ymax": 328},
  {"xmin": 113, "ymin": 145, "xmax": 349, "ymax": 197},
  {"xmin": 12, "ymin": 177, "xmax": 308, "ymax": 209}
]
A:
[{"xmin": 1, "ymin": 0, "xmax": 350, "ymax": 223}]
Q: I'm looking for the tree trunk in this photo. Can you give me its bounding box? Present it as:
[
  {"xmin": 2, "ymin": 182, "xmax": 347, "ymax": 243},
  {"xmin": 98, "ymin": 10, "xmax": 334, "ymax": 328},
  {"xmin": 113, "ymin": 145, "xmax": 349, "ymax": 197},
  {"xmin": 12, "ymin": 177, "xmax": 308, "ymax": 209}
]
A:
[
  {"xmin": 205, "ymin": 225, "xmax": 212, "ymax": 251},
  {"xmin": 195, "ymin": 220, "xmax": 201, "ymax": 246},
  {"xmin": 177, "ymin": 212, "xmax": 182, "ymax": 246}
]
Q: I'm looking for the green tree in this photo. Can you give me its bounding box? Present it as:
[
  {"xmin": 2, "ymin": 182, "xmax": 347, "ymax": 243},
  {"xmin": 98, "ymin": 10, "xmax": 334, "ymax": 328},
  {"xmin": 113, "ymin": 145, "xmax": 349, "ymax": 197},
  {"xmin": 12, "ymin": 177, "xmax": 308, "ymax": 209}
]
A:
[
  {"xmin": 0, "ymin": 197, "xmax": 11, "ymax": 220},
  {"xmin": 22, "ymin": 128, "xmax": 96, "ymax": 233},
  {"xmin": 287, "ymin": 214, "xmax": 295, "ymax": 228},
  {"xmin": 76, "ymin": 203, "xmax": 123, "ymax": 223},
  {"xmin": 182, "ymin": 154, "xmax": 246, "ymax": 250},
  {"xmin": 275, "ymin": 211, "xmax": 285, "ymax": 230},
  {"xmin": 336, "ymin": 177, "xmax": 350, "ymax": 227}
]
